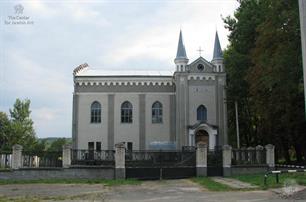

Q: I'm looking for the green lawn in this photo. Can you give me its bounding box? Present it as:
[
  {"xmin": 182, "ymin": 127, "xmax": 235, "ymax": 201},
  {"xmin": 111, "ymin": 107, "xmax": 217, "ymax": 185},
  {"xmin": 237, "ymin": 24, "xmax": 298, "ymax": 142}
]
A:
[
  {"xmin": 232, "ymin": 173, "xmax": 306, "ymax": 189},
  {"xmin": 193, "ymin": 173, "xmax": 306, "ymax": 191},
  {"xmin": 0, "ymin": 196, "xmax": 41, "ymax": 202},
  {"xmin": 0, "ymin": 178, "xmax": 141, "ymax": 186},
  {"xmin": 192, "ymin": 177, "xmax": 234, "ymax": 191}
]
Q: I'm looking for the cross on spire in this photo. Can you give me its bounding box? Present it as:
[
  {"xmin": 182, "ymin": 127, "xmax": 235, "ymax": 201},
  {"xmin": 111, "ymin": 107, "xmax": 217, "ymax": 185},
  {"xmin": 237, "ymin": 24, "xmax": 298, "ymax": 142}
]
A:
[{"xmin": 197, "ymin": 46, "xmax": 203, "ymax": 56}]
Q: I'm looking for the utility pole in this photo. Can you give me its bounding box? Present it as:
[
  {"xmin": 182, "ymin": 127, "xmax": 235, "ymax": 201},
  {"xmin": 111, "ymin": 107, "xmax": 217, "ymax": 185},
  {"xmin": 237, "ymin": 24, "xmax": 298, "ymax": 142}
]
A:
[
  {"xmin": 235, "ymin": 101, "xmax": 240, "ymax": 149},
  {"xmin": 299, "ymin": 0, "xmax": 306, "ymax": 116}
]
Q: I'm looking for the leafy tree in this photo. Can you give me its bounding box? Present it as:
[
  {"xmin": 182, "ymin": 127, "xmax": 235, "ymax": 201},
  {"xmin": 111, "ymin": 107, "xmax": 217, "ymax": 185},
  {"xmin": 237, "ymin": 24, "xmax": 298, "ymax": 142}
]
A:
[
  {"xmin": 223, "ymin": 0, "xmax": 265, "ymax": 147},
  {"xmin": 0, "ymin": 112, "xmax": 10, "ymax": 150},
  {"xmin": 7, "ymin": 99, "xmax": 36, "ymax": 149},
  {"xmin": 224, "ymin": 0, "xmax": 305, "ymax": 163},
  {"xmin": 247, "ymin": 0, "xmax": 305, "ymax": 162}
]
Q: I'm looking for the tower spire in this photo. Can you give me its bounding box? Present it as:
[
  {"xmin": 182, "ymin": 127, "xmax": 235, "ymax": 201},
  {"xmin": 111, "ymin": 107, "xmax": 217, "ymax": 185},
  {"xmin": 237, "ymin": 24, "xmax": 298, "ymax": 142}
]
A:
[
  {"xmin": 212, "ymin": 31, "xmax": 223, "ymax": 60},
  {"xmin": 174, "ymin": 30, "xmax": 189, "ymax": 72},
  {"xmin": 175, "ymin": 30, "xmax": 188, "ymax": 60},
  {"xmin": 212, "ymin": 31, "xmax": 224, "ymax": 72}
]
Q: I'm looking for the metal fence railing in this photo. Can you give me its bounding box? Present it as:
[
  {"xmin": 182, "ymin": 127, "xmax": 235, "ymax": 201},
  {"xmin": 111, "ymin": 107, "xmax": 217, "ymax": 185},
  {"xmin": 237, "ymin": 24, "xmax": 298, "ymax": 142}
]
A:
[
  {"xmin": 22, "ymin": 151, "xmax": 62, "ymax": 168},
  {"xmin": 71, "ymin": 150, "xmax": 115, "ymax": 166},
  {"xmin": 125, "ymin": 150, "xmax": 196, "ymax": 167},
  {"xmin": 232, "ymin": 148, "xmax": 266, "ymax": 166},
  {"xmin": 0, "ymin": 150, "xmax": 12, "ymax": 168}
]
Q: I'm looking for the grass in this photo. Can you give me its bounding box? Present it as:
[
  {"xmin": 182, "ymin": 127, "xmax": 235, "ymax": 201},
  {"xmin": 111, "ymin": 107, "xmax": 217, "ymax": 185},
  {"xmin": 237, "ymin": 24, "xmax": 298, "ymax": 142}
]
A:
[
  {"xmin": 0, "ymin": 178, "xmax": 141, "ymax": 186},
  {"xmin": 0, "ymin": 168, "xmax": 11, "ymax": 172},
  {"xmin": 193, "ymin": 173, "xmax": 306, "ymax": 191},
  {"xmin": 0, "ymin": 178, "xmax": 140, "ymax": 201},
  {"xmin": 0, "ymin": 196, "xmax": 41, "ymax": 202},
  {"xmin": 192, "ymin": 177, "xmax": 234, "ymax": 191},
  {"xmin": 0, "ymin": 191, "xmax": 109, "ymax": 202},
  {"xmin": 232, "ymin": 173, "xmax": 306, "ymax": 189}
]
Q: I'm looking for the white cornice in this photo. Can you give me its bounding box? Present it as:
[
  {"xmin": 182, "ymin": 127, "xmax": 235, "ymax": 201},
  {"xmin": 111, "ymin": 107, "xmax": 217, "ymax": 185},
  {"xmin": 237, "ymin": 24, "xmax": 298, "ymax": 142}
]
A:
[
  {"xmin": 75, "ymin": 77, "xmax": 174, "ymax": 86},
  {"xmin": 74, "ymin": 92, "xmax": 175, "ymax": 95}
]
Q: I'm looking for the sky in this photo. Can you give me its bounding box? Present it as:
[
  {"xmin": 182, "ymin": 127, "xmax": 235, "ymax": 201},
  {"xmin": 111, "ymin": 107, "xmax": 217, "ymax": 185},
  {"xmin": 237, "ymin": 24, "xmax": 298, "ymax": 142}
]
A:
[{"xmin": 0, "ymin": 0, "xmax": 239, "ymax": 138}]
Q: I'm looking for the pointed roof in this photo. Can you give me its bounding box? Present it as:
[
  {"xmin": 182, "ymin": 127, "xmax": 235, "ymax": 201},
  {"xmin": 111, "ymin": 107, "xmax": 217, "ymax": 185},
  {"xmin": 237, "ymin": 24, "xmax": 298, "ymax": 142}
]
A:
[
  {"xmin": 175, "ymin": 30, "xmax": 188, "ymax": 59},
  {"xmin": 212, "ymin": 31, "xmax": 223, "ymax": 60}
]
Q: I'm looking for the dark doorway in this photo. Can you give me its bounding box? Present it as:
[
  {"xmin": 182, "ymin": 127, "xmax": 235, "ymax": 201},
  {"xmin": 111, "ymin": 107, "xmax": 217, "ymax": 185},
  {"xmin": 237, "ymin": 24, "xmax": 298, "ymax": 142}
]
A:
[
  {"xmin": 127, "ymin": 142, "xmax": 133, "ymax": 151},
  {"xmin": 195, "ymin": 130, "xmax": 209, "ymax": 146}
]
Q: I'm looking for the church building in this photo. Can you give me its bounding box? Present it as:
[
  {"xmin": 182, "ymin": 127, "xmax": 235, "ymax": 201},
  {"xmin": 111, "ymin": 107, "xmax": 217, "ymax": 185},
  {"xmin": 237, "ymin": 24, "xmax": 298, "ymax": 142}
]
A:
[{"xmin": 72, "ymin": 30, "xmax": 228, "ymax": 151}]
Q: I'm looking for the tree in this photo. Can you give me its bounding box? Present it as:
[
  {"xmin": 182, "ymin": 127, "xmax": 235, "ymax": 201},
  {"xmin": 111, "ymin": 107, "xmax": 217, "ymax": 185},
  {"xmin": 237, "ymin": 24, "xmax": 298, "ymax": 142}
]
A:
[
  {"xmin": 223, "ymin": 0, "xmax": 265, "ymax": 147},
  {"xmin": 0, "ymin": 112, "xmax": 10, "ymax": 150},
  {"xmin": 247, "ymin": 0, "xmax": 305, "ymax": 162},
  {"xmin": 8, "ymin": 99, "xmax": 36, "ymax": 149},
  {"xmin": 224, "ymin": 0, "xmax": 305, "ymax": 163}
]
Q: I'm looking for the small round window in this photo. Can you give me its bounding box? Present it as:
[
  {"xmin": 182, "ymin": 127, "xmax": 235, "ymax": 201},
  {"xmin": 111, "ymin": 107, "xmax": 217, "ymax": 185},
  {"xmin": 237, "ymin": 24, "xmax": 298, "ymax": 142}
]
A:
[{"xmin": 197, "ymin": 64, "xmax": 204, "ymax": 71}]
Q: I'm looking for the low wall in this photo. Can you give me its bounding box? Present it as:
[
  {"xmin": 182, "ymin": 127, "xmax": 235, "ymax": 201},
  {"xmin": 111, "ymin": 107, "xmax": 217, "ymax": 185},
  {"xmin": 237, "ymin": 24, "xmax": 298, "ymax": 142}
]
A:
[
  {"xmin": 231, "ymin": 165, "xmax": 269, "ymax": 176},
  {"xmin": 0, "ymin": 167, "xmax": 115, "ymax": 180}
]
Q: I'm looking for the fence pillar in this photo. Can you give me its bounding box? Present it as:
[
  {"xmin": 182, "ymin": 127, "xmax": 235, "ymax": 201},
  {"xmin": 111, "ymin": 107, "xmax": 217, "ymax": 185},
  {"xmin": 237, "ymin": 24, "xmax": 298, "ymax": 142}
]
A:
[
  {"xmin": 33, "ymin": 156, "xmax": 39, "ymax": 168},
  {"xmin": 12, "ymin": 144, "xmax": 23, "ymax": 169},
  {"xmin": 115, "ymin": 143, "xmax": 125, "ymax": 179},
  {"xmin": 62, "ymin": 144, "xmax": 72, "ymax": 168},
  {"xmin": 223, "ymin": 145, "xmax": 232, "ymax": 177},
  {"xmin": 196, "ymin": 143, "xmax": 207, "ymax": 177},
  {"xmin": 265, "ymin": 144, "xmax": 275, "ymax": 168},
  {"xmin": 255, "ymin": 145, "xmax": 264, "ymax": 164}
]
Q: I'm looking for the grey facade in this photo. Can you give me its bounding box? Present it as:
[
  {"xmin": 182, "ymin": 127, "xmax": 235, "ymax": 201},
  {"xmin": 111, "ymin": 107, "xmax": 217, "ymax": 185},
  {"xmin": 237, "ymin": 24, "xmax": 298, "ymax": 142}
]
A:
[{"xmin": 72, "ymin": 31, "xmax": 227, "ymax": 150}]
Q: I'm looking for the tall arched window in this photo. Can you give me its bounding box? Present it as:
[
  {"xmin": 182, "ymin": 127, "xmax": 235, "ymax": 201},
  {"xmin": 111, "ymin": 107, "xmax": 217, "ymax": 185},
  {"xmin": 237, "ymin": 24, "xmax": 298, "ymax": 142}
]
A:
[
  {"xmin": 91, "ymin": 101, "xmax": 101, "ymax": 123},
  {"xmin": 152, "ymin": 101, "xmax": 163, "ymax": 123},
  {"xmin": 197, "ymin": 105, "xmax": 207, "ymax": 122},
  {"xmin": 121, "ymin": 101, "xmax": 133, "ymax": 123}
]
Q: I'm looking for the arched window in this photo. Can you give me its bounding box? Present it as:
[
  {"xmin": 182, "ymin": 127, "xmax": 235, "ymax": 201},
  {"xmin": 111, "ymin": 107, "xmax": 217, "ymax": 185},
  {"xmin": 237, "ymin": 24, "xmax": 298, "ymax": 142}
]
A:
[
  {"xmin": 197, "ymin": 105, "xmax": 207, "ymax": 122},
  {"xmin": 91, "ymin": 101, "xmax": 101, "ymax": 123},
  {"xmin": 152, "ymin": 101, "xmax": 163, "ymax": 123},
  {"xmin": 121, "ymin": 101, "xmax": 133, "ymax": 123}
]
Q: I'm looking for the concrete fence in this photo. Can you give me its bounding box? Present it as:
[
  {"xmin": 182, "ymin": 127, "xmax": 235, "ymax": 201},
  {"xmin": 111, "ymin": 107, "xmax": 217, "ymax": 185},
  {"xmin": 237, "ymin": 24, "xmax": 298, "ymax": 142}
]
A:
[
  {"xmin": 1, "ymin": 143, "xmax": 275, "ymax": 179},
  {"xmin": 223, "ymin": 144, "xmax": 275, "ymax": 176}
]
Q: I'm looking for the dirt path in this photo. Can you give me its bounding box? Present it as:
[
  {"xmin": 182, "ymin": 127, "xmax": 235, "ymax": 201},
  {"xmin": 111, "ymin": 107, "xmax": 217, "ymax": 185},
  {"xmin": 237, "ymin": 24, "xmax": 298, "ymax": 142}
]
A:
[
  {"xmin": 0, "ymin": 179, "xmax": 294, "ymax": 202},
  {"xmin": 105, "ymin": 179, "xmax": 278, "ymax": 202}
]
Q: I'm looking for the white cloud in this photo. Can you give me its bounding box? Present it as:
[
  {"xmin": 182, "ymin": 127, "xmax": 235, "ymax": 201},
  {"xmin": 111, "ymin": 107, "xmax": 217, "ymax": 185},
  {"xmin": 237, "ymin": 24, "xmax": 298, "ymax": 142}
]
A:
[
  {"xmin": 31, "ymin": 107, "xmax": 70, "ymax": 137},
  {"xmin": 4, "ymin": 48, "xmax": 71, "ymax": 96},
  {"xmin": 99, "ymin": 0, "xmax": 239, "ymax": 68}
]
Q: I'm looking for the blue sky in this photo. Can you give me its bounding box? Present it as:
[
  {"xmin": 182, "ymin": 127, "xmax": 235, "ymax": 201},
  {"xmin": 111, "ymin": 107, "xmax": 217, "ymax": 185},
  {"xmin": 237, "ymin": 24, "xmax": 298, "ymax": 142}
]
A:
[{"xmin": 0, "ymin": 0, "xmax": 239, "ymax": 138}]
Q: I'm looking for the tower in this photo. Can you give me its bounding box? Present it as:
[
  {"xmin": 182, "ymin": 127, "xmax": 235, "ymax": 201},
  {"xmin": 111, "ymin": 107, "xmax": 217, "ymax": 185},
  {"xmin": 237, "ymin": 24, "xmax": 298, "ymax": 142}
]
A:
[
  {"xmin": 211, "ymin": 31, "xmax": 224, "ymax": 72},
  {"xmin": 174, "ymin": 30, "xmax": 189, "ymax": 72},
  {"xmin": 174, "ymin": 30, "xmax": 189, "ymax": 148}
]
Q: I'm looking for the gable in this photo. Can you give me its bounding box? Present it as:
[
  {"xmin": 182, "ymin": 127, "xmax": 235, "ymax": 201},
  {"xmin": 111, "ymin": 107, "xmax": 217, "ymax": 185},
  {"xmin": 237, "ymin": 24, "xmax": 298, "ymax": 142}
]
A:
[{"xmin": 188, "ymin": 57, "xmax": 215, "ymax": 73}]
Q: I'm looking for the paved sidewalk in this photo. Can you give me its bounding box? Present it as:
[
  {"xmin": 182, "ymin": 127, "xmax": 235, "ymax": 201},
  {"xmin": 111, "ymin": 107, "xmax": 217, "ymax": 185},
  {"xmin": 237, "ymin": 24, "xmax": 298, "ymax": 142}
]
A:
[{"xmin": 212, "ymin": 177, "xmax": 259, "ymax": 189}]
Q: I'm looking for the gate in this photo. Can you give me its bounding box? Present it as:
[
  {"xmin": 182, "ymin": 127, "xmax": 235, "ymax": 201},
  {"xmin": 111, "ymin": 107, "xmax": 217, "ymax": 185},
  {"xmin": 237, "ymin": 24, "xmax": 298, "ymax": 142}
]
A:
[
  {"xmin": 126, "ymin": 149, "xmax": 196, "ymax": 180},
  {"xmin": 207, "ymin": 147, "xmax": 223, "ymax": 176}
]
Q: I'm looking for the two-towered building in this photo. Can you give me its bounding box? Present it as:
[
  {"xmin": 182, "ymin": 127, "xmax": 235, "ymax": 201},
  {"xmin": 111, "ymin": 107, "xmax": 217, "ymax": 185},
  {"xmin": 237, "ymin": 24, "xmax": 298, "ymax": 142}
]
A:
[{"xmin": 72, "ymin": 30, "xmax": 227, "ymax": 151}]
